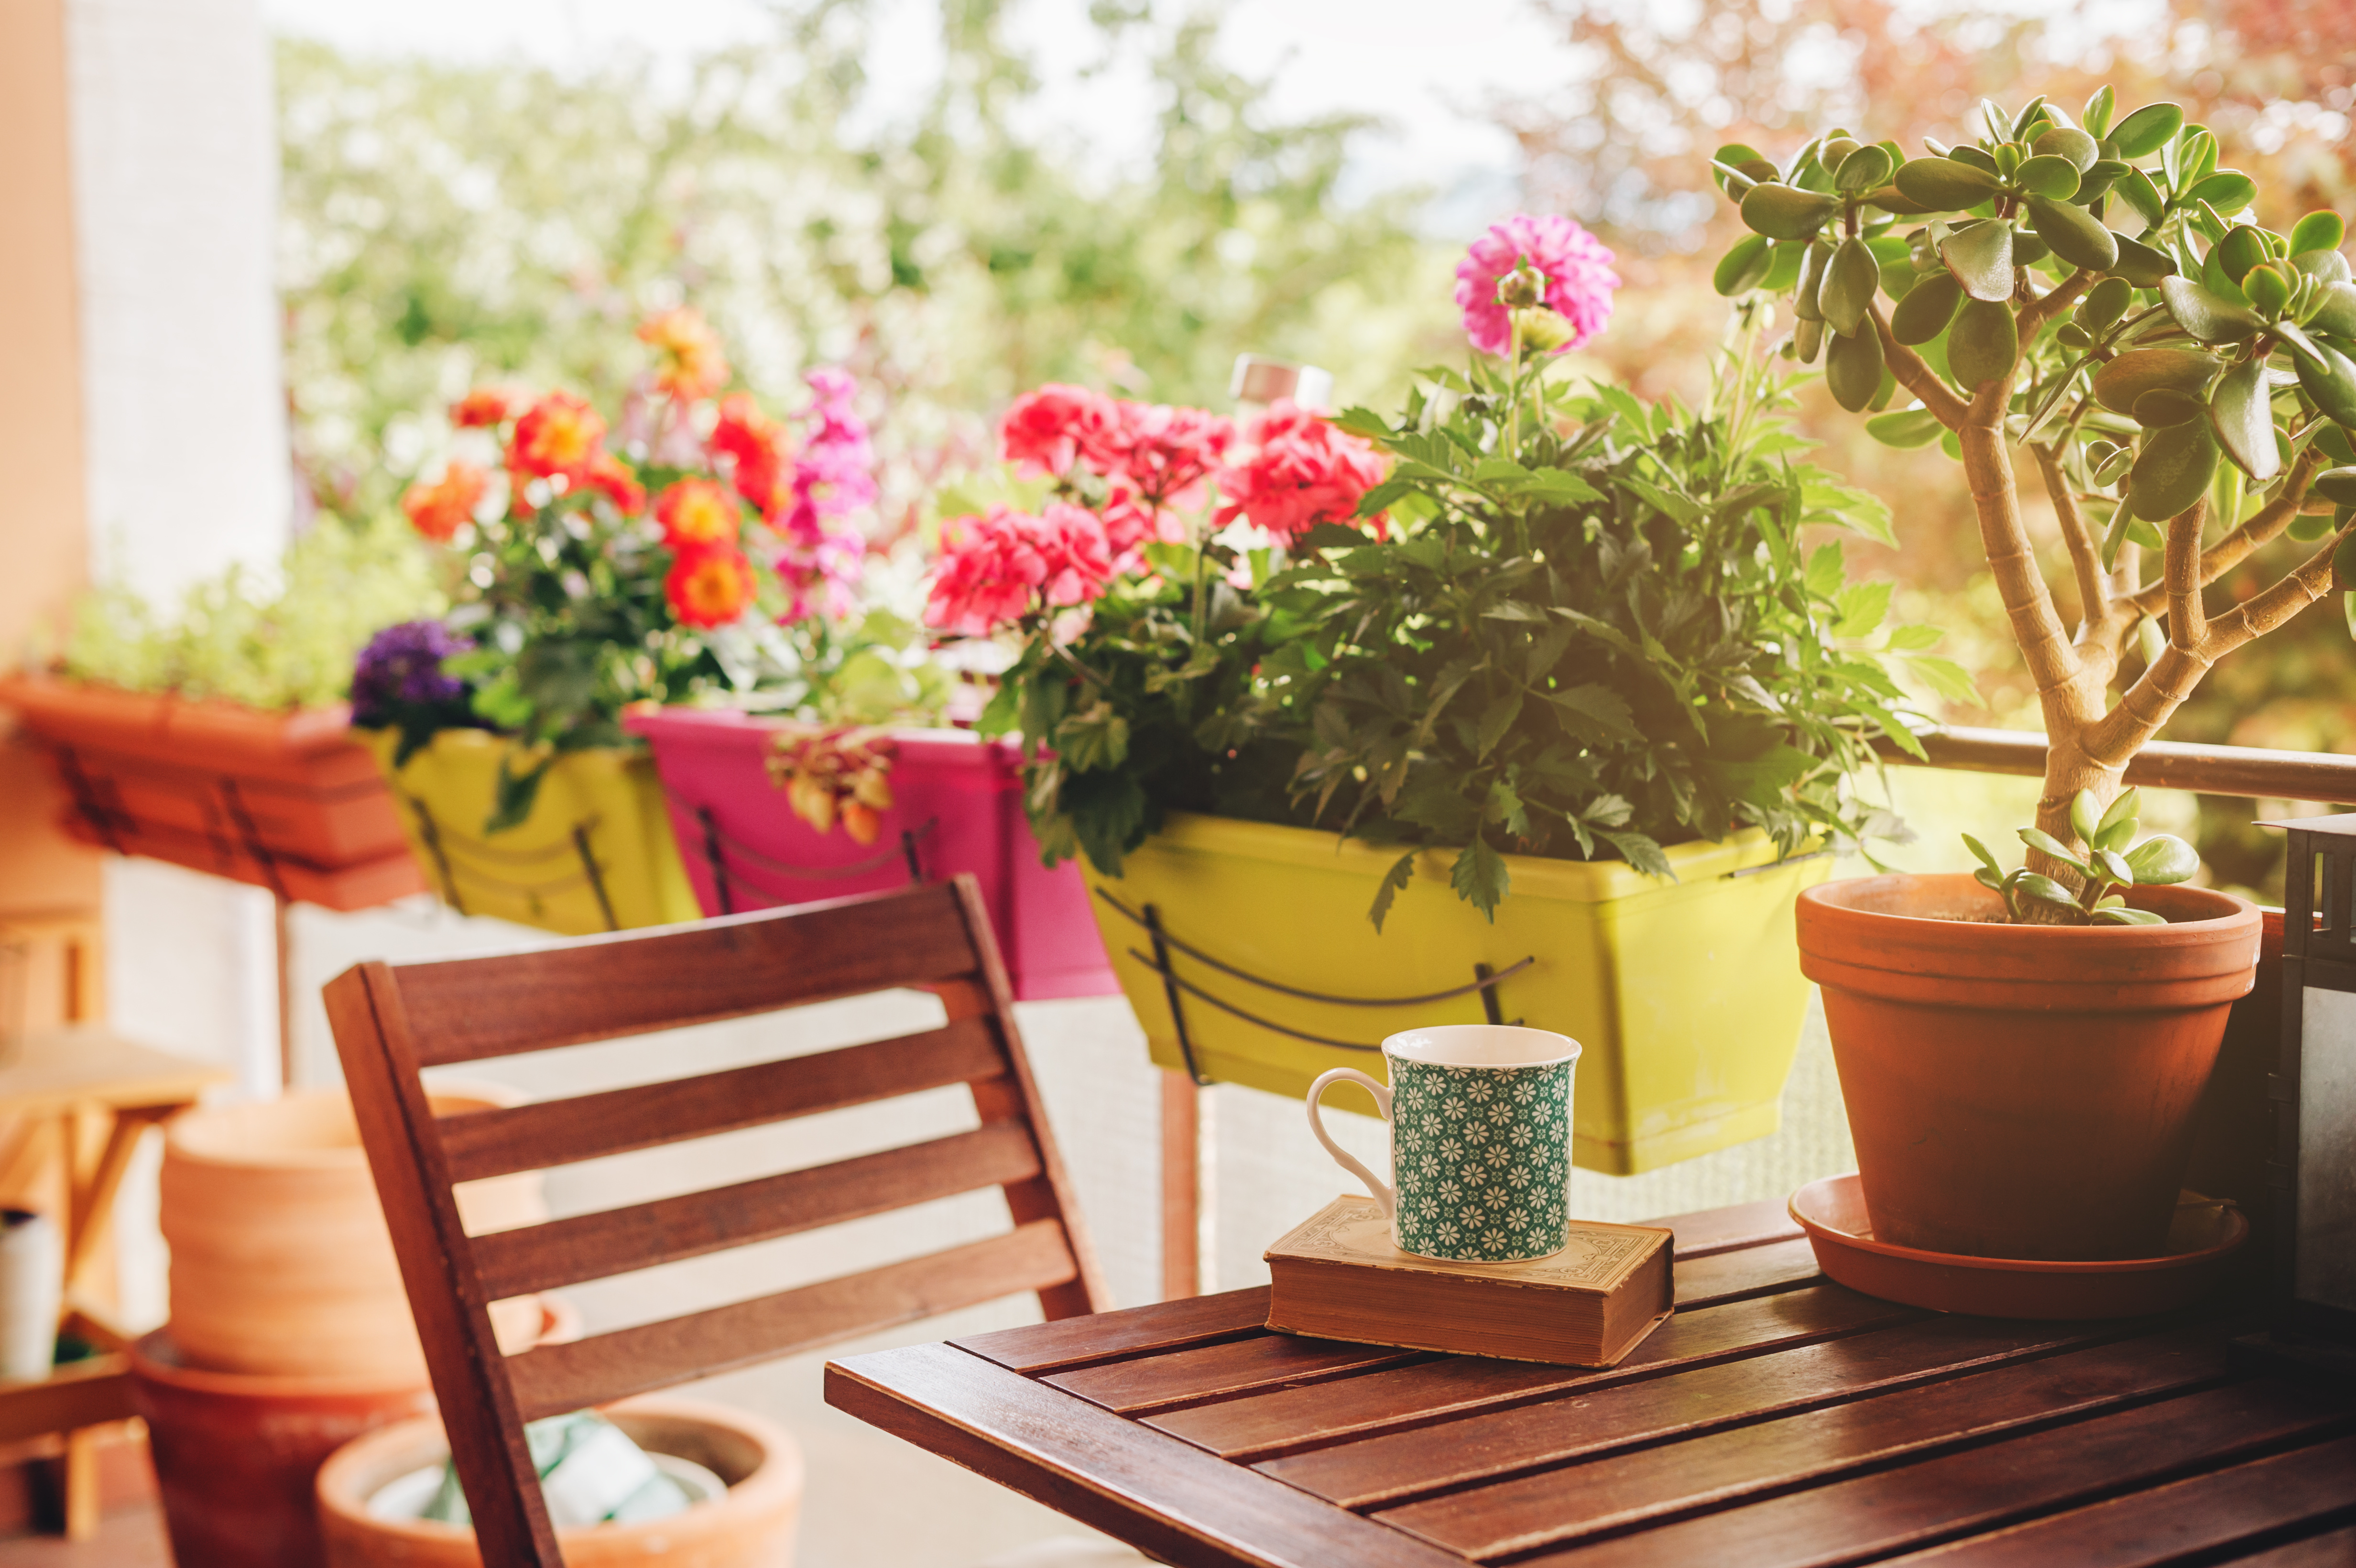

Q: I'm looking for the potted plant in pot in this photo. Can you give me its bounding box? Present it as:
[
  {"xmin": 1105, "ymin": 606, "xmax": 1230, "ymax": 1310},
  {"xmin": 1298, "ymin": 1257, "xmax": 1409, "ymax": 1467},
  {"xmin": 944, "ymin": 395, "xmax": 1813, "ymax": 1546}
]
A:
[
  {"xmin": 944, "ymin": 222, "xmax": 1933, "ymax": 1173},
  {"xmin": 360, "ymin": 307, "xmax": 913, "ymax": 936},
  {"xmin": 1710, "ymin": 92, "xmax": 2356, "ymax": 1256},
  {"xmin": 0, "ymin": 515, "xmax": 441, "ymax": 910}
]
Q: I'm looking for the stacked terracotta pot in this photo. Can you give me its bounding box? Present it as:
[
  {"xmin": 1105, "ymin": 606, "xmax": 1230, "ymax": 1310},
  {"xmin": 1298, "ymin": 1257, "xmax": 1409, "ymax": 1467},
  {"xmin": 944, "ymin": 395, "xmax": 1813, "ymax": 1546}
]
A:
[{"xmin": 133, "ymin": 1085, "xmax": 548, "ymax": 1568}]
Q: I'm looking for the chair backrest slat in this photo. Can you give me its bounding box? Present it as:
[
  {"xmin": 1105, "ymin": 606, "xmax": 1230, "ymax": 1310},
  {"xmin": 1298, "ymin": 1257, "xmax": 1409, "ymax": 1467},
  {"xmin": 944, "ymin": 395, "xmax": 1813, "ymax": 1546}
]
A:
[
  {"xmin": 472, "ymin": 1122, "xmax": 1043, "ymax": 1301},
  {"xmin": 503, "ymin": 1220, "xmax": 1080, "ymax": 1423},
  {"xmin": 395, "ymin": 884, "xmax": 981, "ymax": 1065},
  {"xmin": 438, "ymin": 1017, "xmax": 1005, "ymax": 1183},
  {"xmin": 325, "ymin": 877, "xmax": 1108, "ymax": 1568}
]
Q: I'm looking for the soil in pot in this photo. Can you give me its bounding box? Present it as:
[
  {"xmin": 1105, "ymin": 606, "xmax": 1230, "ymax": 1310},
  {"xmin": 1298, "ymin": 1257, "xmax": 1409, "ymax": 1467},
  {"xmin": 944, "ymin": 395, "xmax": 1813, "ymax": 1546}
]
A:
[
  {"xmin": 1798, "ymin": 873, "xmax": 2260, "ymax": 1261},
  {"xmin": 316, "ymin": 1394, "xmax": 804, "ymax": 1568},
  {"xmin": 161, "ymin": 1085, "xmax": 547, "ymax": 1381}
]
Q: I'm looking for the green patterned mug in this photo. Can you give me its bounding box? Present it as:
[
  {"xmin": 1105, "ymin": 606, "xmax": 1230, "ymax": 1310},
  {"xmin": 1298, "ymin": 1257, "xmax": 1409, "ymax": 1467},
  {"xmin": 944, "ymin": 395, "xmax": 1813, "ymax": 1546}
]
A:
[{"xmin": 1307, "ymin": 1025, "xmax": 1582, "ymax": 1264}]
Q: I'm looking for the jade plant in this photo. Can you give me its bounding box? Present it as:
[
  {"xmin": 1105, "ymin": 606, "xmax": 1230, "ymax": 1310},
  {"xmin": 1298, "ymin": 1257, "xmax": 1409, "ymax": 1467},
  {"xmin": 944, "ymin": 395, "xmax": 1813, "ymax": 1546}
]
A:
[
  {"xmin": 1961, "ymin": 788, "xmax": 2197, "ymax": 926},
  {"xmin": 1712, "ymin": 91, "xmax": 2356, "ymax": 913}
]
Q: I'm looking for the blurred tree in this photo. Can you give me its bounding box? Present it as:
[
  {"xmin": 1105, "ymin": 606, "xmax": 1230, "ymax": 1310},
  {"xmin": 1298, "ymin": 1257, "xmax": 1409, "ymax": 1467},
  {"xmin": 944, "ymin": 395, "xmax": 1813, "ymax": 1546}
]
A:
[{"xmin": 276, "ymin": 0, "xmax": 1459, "ymax": 531}]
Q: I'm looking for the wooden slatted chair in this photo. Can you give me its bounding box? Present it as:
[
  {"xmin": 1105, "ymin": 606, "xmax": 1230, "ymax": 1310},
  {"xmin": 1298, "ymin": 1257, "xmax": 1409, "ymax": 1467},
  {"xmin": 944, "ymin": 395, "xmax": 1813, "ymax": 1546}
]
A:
[{"xmin": 323, "ymin": 876, "xmax": 1109, "ymax": 1567}]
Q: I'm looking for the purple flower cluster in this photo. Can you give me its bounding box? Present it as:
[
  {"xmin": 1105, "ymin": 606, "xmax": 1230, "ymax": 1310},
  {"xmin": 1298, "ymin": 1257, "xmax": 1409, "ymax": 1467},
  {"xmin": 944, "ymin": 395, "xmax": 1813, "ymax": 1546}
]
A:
[
  {"xmin": 775, "ymin": 367, "xmax": 877, "ymax": 625},
  {"xmin": 350, "ymin": 620, "xmax": 474, "ymax": 728}
]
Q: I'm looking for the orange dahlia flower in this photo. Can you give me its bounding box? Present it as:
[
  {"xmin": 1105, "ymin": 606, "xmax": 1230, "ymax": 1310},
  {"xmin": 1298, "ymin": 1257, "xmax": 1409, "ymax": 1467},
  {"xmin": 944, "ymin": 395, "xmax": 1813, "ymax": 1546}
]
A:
[
  {"xmin": 637, "ymin": 308, "xmax": 731, "ymax": 402},
  {"xmin": 665, "ymin": 544, "xmax": 756, "ymax": 628},
  {"xmin": 585, "ymin": 450, "xmax": 645, "ymax": 514},
  {"xmin": 509, "ymin": 392, "xmax": 607, "ymax": 481},
  {"xmin": 401, "ymin": 462, "xmax": 489, "ymax": 542},
  {"xmin": 654, "ymin": 478, "xmax": 739, "ymax": 549},
  {"xmin": 710, "ymin": 392, "xmax": 791, "ymax": 518},
  {"xmin": 450, "ymin": 388, "xmax": 519, "ymax": 428}
]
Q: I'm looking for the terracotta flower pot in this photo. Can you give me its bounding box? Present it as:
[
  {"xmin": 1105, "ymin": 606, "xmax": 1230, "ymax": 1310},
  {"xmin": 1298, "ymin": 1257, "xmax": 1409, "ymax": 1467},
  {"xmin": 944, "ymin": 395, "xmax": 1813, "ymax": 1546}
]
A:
[
  {"xmin": 1797, "ymin": 873, "xmax": 2260, "ymax": 1261},
  {"xmin": 0, "ymin": 673, "xmax": 425, "ymax": 910},
  {"xmin": 315, "ymin": 1395, "xmax": 804, "ymax": 1568},
  {"xmin": 131, "ymin": 1328, "xmax": 439, "ymax": 1568},
  {"xmin": 161, "ymin": 1087, "xmax": 547, "ymax": 1382}
]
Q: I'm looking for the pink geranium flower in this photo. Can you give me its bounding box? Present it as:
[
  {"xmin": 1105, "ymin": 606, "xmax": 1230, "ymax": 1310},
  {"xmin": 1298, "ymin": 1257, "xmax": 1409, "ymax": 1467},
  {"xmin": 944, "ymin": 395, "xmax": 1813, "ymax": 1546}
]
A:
[
  {"xmin": 1214, "ymin": 401, "xmax": 1389, "ymax": 541},
  {"xmin": 1000, "ymin": 384, "xmax": 1122, "ymax": 479},
  {"xmin": 924, "ymin": 501, "xmax": 1115, "ymax": 636},
  {"xmin": 1454, "ymin": 214, "xmax": 1620, "ymax": 357}
]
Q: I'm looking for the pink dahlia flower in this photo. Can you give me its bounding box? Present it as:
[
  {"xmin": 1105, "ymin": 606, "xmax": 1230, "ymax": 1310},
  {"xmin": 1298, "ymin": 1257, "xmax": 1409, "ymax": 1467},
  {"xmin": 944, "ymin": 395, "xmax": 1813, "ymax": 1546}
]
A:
[
  {"xmin": 1214, "ymin": 401, "xmax": 1389, "ymax": 541},
  {"xmin": 924, "ymin": 501, "xmax": 1114, "ymax": 637},
  {"xmin": 1454, "ymin": 214, "xmax": 1620, "ymax": 357}
]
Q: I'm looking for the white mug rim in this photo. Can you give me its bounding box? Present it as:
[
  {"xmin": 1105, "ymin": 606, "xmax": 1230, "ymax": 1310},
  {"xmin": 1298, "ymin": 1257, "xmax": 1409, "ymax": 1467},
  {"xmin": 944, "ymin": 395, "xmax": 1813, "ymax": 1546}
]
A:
[{"xmin": 1381, "ymin": 1024, "xmax": 1581, "ymax": 1070}]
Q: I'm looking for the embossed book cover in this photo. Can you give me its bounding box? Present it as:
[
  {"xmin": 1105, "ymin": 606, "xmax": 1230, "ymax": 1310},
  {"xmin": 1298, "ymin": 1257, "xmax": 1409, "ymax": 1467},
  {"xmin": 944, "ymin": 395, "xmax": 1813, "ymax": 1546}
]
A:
[{"xmin": 1264, "ymin": 1195, "xmax": 1673, "ymax": 1366}]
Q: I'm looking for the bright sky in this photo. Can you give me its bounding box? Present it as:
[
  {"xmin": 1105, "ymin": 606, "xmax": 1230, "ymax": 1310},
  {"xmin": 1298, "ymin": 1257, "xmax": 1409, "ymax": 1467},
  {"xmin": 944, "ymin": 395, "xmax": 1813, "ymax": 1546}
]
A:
[{"xmin": 260, "ymin": 0, "xmax": 1590, "ymax": 218}]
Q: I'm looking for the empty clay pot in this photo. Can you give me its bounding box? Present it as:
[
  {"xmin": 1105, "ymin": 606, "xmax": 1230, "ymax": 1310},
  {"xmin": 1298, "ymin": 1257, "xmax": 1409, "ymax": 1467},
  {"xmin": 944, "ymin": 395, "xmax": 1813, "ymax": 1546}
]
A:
[
  {"xmin": 1797, "ymin": 873, "xmax": 2259, "ymax": 1261},
  {"xmin": 161, "ymin": 1085, "xmax": 546, "ymax": 1381},
  {"xmin": 315, "ymin": 1394, "xmax": 804, "ymax": 1568}
]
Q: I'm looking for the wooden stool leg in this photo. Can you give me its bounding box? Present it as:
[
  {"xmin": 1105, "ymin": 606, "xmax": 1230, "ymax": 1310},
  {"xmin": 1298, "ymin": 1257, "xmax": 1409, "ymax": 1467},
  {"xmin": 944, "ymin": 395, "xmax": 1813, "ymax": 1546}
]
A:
[
  {"xmin": 60, "ymin": 1427, "xmax": 98, "ymax": 1541},
  {"xmin": 1159, "ymin": 1070, "xmax": 1199, "ymax": 1302}
]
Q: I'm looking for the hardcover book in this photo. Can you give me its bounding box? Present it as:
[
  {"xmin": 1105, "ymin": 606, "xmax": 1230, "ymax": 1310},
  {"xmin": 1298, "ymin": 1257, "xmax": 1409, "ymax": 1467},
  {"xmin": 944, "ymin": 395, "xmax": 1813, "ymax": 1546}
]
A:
[{"xmin": 1264, "ymin": 1195, "xmax": 1673, "ymax": 1367}]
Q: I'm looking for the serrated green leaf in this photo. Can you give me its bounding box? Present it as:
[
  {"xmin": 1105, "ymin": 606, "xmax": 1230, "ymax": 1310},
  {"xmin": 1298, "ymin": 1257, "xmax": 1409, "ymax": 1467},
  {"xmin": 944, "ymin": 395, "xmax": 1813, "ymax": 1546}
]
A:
[
  {"xmin": 1834, "ymin": 580, "xmax": 1893, "ymax": 637},
  {"xmin": 1805, "ymin": 542, "xmax": 1847, "ymax": 597},
  {"xmin": 1907, "ymin": 655, "xmax": 1981, "ymax": 705},
  {"xmin": 1885, "ymin": 623, "xmax": 1943, "ymax": 651},
  {"xmin": 1366, "ymin": 850, "xmax": 1418, "ymax": 933},
  {"xmin": 1474, "ymin": 688, "xmax": 1524, "ymax": 759},
  {"xmin": 1450, "ymin": 838, "xmax": 1511, "ymax": 920},
  {"xmin": 1543, "ymin": 684, "xmax": 1640, "ymax": 742}
]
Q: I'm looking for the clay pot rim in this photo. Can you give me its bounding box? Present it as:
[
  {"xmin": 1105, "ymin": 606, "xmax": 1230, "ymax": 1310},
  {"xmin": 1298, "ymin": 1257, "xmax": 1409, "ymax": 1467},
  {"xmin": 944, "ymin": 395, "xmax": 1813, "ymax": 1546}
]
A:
[
  {"xmin": 1800, "ymin": 872, "xmax": 2256, "ymax": 938},
  {"xmin": 164, "ymin": 1082, "xmax": 526, "ymax": 1171},
  {"xmin": 314, "ymin": 1393, "xmax": 804, "ymax": 1546},
  {"xmin": 1789, "ymin": 1176, "xmax": 2251, "ymax": 1275},
  {"xmin": 130, "ymin": 1329, "xmax": 431, "ymax": 1399}
]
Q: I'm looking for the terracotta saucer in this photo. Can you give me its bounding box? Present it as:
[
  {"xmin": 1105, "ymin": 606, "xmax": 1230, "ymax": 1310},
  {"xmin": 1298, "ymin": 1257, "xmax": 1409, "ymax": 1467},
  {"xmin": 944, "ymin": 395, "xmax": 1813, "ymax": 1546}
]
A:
[{"xmin": 1788, "ymin": 1174, "xmax": 2249, "ymax": 1319}]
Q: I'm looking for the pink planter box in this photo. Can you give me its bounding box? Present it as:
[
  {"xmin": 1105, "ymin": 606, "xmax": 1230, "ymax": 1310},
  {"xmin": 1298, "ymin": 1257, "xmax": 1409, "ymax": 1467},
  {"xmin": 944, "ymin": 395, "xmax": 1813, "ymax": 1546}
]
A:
[{"xmin": 625, "ymin": 708, "xmax": 1116, "ymax": 1001}]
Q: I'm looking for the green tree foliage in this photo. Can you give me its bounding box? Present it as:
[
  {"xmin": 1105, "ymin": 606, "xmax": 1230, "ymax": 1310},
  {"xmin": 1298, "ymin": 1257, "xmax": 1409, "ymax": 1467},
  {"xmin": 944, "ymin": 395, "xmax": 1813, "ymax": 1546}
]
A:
[{"xmin": 277, "ymin": 2, "xmax": 1457, "ymax": 524}]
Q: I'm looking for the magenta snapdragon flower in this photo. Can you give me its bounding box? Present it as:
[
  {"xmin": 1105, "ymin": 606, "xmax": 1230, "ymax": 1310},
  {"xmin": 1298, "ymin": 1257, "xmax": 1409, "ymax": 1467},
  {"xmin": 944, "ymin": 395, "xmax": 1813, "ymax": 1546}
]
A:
[{"xmin": 1454, "ymin": 214, "xmax": 1621, "ymax": 357}]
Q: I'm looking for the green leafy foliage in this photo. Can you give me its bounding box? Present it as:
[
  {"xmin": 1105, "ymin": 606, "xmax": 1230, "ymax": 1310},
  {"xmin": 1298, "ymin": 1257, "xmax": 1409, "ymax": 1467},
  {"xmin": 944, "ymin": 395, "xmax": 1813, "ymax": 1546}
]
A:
[
  {"xmin": 61, "ymin": 515, "xmax": 443, "ymax": 709},
  {"xmin": 1277, "ymin": 323, "xmax": 1923, "ymax": 927}
]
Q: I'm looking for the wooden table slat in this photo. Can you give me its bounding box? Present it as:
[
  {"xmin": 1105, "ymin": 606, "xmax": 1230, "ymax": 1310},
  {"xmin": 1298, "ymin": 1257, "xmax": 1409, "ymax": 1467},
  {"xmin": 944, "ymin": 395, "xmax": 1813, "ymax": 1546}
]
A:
[
  {"xmin": 1047, "ymin": 1334, "xmax": 1424, "ymax": 1415},
  {"xmin": 1673, "ymin": 1235, "xmax": 1823, "ymax": 1307},
  {"xmin": 1257, "ymin": 1313, "xmax": 2118, "ymax": 1507},
  {"xmin": 1878, "ymin": 1429, "xmax": 2356, "ymax": 1568},
  {"xmin": 1145, "ymin": 1285, "xmax": 1918, "ymax": 1460},
  {"xmin": 1523, "ymin": 1380, "xmax": 2350, "ymax": 1568},
  {"xmin": 953, "ymin": 1286, "xmax": 1273, "ymax": 1375},
  {"xmin": 1373, "ymin": 1326, "xmax": 2239, "ymax": 1558},
  {"xmin": 2225, "ymin": 1523, "xmax": 2356, "ymax": 1567},
  {"xmin": 824, "ymin": 1344, "xmax": 1474, "ymax": 1568},
  {"xmin": 1655, "ymin": 1196, "xmax": 1806, "ymax": 1258}
]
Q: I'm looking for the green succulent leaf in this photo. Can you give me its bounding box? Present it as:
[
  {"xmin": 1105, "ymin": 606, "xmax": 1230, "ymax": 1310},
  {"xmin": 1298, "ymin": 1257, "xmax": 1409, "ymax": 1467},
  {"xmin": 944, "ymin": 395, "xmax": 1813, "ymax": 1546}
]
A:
[
  {"xmin": 2109, "ymin": 233, "xmax": 2178, "ymax": 288},
  {"xmin": 2188, "ymin": 170, "xmax": 2258, "ymax": 213},
  {"xmin": 2114, "ymin": 169, "xmax": 2167, "ymax": 230},
  {"xmin": 1891, "ymin": 272, "xmax": 1963, "ymax": 344},
  {"xmin": 2096, "ymin": 787, "xmax": 2142, "ymax": 838},
  {"xmin": 2094, "ymin": 348, "xmax": 2225, "ymax": 416},
  {"xmin": 2214, "ymin": 226, "xmax": 2271, "ymax": 283},
  {"xmin": 1865, "ymin": 406, "xmax": 1946, "ymax": 448},
  {"xmin": 2289, "ymin": 211, "xmax": 2347, "ymax": 256},
  {"xmin": 2208, "ymin": 358, "xmax": 2281, "ymax": 480},
  {"xmin": 1821, "ymin": 236, "xmax": 1883, "ymax": 337},
  {"xmin": 1714, "ymin": 234, "xmax": 1774, "ymax": 296},
  {"xmin": 2033, "ymin": 125, "xmax": 2100, "ymax": 171},
  {"xmin": 2123, "ymin": 833, "xmax": 2200, "ymax": 885},
  {"xmin": 2023, "ymin": 194, "xmax": 2119, "ymax": 272},
  {"xmin": 2133, "ymin": 388, "xmax": 2210, "ymax": 427},
  {"xmin": 2091, "ymin": 906, "xmax": 2168, "ymax": 926},
  {"xmin": 2128, "ymin": 414, "xmax": 2222, "ymax": 522},
  {"xmin": 2082, "ymin": 86, "xmax": 2116, "ymax": 139},
  {"xmin": 2295, "ymin": 338, "xmax": 2356, "ymax": 427},
  {"xmin": 1793, "ymin": 239, "xmax": 1832, "ymax": 321},
  {"xmin": 1741, "ymin": 182, "xmax": 1841, "ymax": 241},
  {"xmin": 1834, "ymin": 143, "xmax": 1895, "ymax": 193},
  {"xmin": 2109, "ymin": 102, "xmax": 2185, "ymax": 158},
  {"xmin": 2314, "ymin": 467, "xmax": 2356, "ymax": 507},
  {"xmin": 2244, "ymin": 264, "xmax": 2292, "ymax": 319},
  {"xmin": 1825, "ymin": 323, "xmax": 1886, "ymax": 412},
  {"xmin": 2013, "ymin": 871, "xmax": 2081, "ymax": 909},
  {"xmin": 2069, "ymin": 789, "xmax": 2102, "ymax": 846},
  {"xmin": 1941, "ymin": 220, "xmax": 2018, "ymax": 302},
  {"xmin": 2020, "ymin": 826, "xmax": 2091, "ymax": 875},
  {"xmin": 2091, "ymin": 846, "xmax": 2136, "ymax": 887},
  {"xmin": 1947, "ymin": 297, "xmax": 2019, "ymax": 392},
  {"xmin": 2013, "ymin": 154, "xmax": 2082, "ymax": 201},
  {"xmin": 2337, "ymin": 533, "xmax": 2356, "ymax": 592},
  {"xmin": 2079, "ymin": 275, "xmax": 2133, "ymax": 330},
  {"xmin": 1893, "ymin": 156, "xmax": 2002, "ymax": 210},
  {"xmin": 1960, "ymin": 832, "xmax": 2003, "ymax": 877},
  {"xmin": 2294, "ymin": 250, "xmax": 2354, "ymax": 288},
  {"xmin": 2159, "ymin": 276, "xmax": 2268, "ymax": 343}
]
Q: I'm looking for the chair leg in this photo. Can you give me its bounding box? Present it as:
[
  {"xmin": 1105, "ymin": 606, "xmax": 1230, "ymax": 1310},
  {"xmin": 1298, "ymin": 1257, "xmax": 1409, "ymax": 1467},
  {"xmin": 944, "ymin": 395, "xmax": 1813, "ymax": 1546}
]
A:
[
  {"xmin": 61, "ymin": 1427, "xmax": 98, "ymax": 1541},
  {"xmin": 1159, "ymin": 1071, "xmax": 1199, "ymax": 1302}
]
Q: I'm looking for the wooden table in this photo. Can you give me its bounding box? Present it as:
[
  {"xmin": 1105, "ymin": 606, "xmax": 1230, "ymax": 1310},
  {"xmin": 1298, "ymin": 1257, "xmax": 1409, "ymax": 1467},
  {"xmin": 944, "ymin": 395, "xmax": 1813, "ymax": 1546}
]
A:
[{"xmin": 827, "ymin": 1198, "xmax": 2356, "ymax": 1568}]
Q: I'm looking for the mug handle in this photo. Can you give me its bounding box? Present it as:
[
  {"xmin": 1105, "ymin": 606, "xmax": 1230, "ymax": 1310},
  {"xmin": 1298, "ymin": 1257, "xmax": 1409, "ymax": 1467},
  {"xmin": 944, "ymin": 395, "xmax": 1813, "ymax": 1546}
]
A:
[{"xmin": 1306, "ymin": 1068, "xmax": 1396, "ymax": 1219}]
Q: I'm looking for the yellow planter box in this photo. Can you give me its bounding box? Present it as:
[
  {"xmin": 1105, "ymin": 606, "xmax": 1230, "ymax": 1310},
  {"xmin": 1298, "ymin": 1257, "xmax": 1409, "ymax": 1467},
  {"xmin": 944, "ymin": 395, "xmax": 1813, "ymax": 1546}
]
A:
[
  {"xmin": 1085, "ymin": 813, "xmax": 1832, "ymax": 1175},
  {"xmin": 360, "ymin": 730, "xmax": 698, "ymax": 937}
]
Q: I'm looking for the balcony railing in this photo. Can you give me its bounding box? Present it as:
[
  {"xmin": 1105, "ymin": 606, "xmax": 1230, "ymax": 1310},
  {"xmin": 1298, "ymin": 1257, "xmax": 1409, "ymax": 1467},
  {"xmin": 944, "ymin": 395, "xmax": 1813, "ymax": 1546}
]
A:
[{"xmin": 1873, "ymin": 727, "xmax": 2356, "ymax": 807}]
